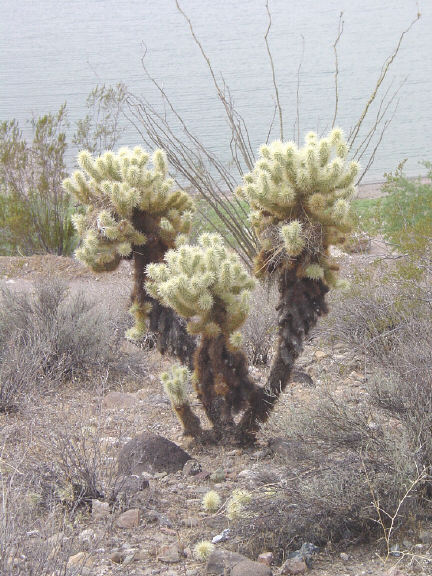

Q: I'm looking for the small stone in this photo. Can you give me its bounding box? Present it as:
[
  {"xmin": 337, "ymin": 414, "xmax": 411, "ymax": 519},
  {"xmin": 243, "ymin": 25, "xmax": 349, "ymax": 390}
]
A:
[
  {"xmin": 92, "ymin": 499, "xmax": 110, "ymax": 520},
  {"xmin": 158, "ymin": 543, "xmax": 181, "ymax": 563},
  {"xmin": 115, "ymin": 508, "xmax": 140, "ymax": 529},
  {"xmin": 183, "ymin": 459, "xmax": 202, "ymax": 476},
  {"xmin": 280, "ymin": 557, "xmax": 308, "ymax": 575},
  {"xmin": 258, "ymin": 551, "xmax": 273, "ymax": 565},
  {"xmin": 103, "ymin": 391, "xmax": 137, "ymax": 409},
  {"xmin": 206, "ymin": 549, "xmax": 250, "ymax": 574},
  {"xmin": 110, "ymin": 551, "xmax": 124, "ymax": 564},
  {"xmin": 210, "ymin": 468, "xmax": 226, "ymax": 482},
  {"xmin": 340, "ymin": 552, "xmax": 349, "ymax": 562},
  {"xmin": 314, "ymin": 350, "xmax": 328, "ymax": 360},
  {"xmin": 66, "ymin": 552, "xmax": 95, "ymax": 574},
  {"xmin": 79, "ymin": 528, "xmax": 95, "ymax": 545},
  {"xmin": 231, "ymin": 559, "xmax": 272, "ymax": 576}
]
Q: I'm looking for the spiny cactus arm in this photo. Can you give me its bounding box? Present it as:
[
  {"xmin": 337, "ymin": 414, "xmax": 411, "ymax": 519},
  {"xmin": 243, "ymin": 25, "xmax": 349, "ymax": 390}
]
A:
[{"xmin": 161, "ymin": 366, "xmax": 202, "ymax": 437}]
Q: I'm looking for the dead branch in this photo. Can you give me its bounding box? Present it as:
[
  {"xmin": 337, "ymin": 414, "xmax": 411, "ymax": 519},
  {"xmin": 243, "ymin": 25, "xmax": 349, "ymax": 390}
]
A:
[
  {"xmin": 265, "ymin": 0, "xmax": 284, "ymax": 140},
  {"xmin": 331, "ymin": 12, "xmax": 344, "ymax": 129}
]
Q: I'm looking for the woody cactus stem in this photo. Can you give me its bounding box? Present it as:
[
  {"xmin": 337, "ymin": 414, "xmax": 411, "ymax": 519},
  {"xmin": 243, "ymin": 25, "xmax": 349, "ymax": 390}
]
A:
[
  {"xmin": 238, "ymin": 270, "xmax": 328, "ymax": 435},
  {"xmin": 161, "ymin": 366, "xmax": 202, "ymax": 437}
]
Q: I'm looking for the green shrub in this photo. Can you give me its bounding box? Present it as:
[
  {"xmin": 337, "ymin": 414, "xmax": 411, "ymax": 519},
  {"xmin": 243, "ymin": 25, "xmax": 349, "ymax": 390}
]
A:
[{"xmin": 0, "ymin": 106, "xmax": 76, "ymax": 256}]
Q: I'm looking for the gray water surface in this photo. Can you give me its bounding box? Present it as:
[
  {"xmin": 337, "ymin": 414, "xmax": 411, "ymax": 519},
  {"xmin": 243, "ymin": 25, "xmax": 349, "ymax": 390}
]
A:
[{"xmin": 1, "ymin": 0, "xmax": 431, "ymax": 181}]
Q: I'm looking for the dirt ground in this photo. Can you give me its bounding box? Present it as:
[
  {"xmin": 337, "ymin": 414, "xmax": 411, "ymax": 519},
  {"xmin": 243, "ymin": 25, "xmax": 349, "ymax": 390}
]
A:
[{"xmin": 1, "ymin": 252, "xmax": 431, "ymax": 576}]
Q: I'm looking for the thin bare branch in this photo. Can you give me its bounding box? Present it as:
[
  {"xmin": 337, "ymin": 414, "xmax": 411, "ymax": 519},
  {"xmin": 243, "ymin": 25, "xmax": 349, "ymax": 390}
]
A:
[
  {"xmin": 265, "ymin": 0, "xmax": 284, "ymax": 140},
  {"xmin": 331, "ymin": 12, "xmax": 344, "ymax": 129},
  {"xmin": 295, "ymin": 35, "xmax": 305, "ymax": 146}
]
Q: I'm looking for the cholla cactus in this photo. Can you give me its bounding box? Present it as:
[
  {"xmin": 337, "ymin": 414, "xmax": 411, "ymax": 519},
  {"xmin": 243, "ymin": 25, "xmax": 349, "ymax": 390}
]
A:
[
  {"xmin": 193, "ymin": 540, "xmax": 215, "ymax": 561},
  {"xmin": 233, "ymin": 130, "xmax": 360, "ymax": 439},
  {"xmin": 237, "ymin": 129, "xmax": 358, "ymax": 285},
  {"xmin": 63, "ymin": 147, "xmax": 194, "ymax": 340},
  {"xmin": 160, "ymin": 365, "xmax": 202, "ymax": 437},
  {"xmin": 202, "ymin": 490, "xmax": 221, "ymax": 513},
  {"xmin": 146, "ymin": 233, "xmax": 255, "ymax": 340},
  {"xmin": 226, "ymin": 489, "xmax": 252, "ymax": 520},
  {"xmin": 148, "ymin": 234, "xmax": 260, "ymax": 440}
]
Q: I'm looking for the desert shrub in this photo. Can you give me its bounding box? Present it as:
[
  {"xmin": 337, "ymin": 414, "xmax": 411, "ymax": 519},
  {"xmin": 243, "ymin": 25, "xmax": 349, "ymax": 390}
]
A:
[
  {"xmin": 0, "ymin": 106, "xmax": 76, "ymax": 256},
  {"xmin": 0, "ymin": 281, "xmax": 119, "ymax": 411},
  {"xmin": 242, "ymin": 283, "xmax": 277, "ymax": 365},
  {"xmin": 73, "ymin": 83, "xmax": 127, "ymax": 155},
  {"xmin": 232, "ymin": 270, "xmax": 432, "ymax": 559},
  {"xmin": 379, "ymin": 161, "xmax": 432, "ymax": 252}
]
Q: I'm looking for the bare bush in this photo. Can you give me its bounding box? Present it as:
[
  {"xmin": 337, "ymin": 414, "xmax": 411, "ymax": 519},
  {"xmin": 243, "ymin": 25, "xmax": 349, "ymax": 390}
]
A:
[
  {"xmin": 233, "ymin": 275, "xmax": 432, "ymax": 559},
  {"xmin": 0, "ymin": 281, "xmax": 121, "ymax": 411},
  {"xmin": 242, "ymin": 283, "xmax": 278, "ymax": 365}
]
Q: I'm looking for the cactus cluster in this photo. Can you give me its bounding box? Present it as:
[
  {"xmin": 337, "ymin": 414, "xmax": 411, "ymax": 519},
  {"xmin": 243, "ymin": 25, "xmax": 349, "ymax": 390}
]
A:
[
  {"xmin": 63, "ymin": 146, "xmax": 194, "ymax": 339},
  {"xmin": 146, "ymin": 233, "xmax": 255, "ymax": 344},
  {"xmin": 63, "ymin": 147, "xmax": 194, "ymax": 271},
  {"xmin": 237, "ymin": 129, "xmax": 358, "ymax": 285}
]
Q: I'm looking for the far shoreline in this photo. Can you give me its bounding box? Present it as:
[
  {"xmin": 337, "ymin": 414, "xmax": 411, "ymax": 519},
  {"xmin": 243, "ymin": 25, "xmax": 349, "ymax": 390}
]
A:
[{"xmin": 357, "ymin": 176, "xmax": 431, "ymax": 199}]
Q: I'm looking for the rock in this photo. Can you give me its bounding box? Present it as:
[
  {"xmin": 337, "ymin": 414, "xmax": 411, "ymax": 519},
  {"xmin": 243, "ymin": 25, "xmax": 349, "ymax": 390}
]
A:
[
  {"xmin": 211, "ymin": 528, "xmax": 230, "ymax": 544},
  {"xmin": 210, "ymin": 468, "xmax": 226, "ymax": 482},
  {"xmin": 206, "ymin": 548, "xmax": 254, "ymax": 575},
  {"xmin": 231, "ymin": 559, "xmax": 272, "ymax": 576},
  {"xmin": 314, "ymin": 350, "xmax": 328, "ymax": 360},
  {"xmin": 339, "ymin": 552, "xmax": 349, "ymax": 562},
  {"xmin": 183, "ymin": 459, "xmax": 202, "ymax": 476},
  {"xmin": 280, "ymin": 557, "xmax": 307, "ymax": 574},
  {"xmin": 103, "ymin": 391, "xmax": 137, "ymax": 409},
  {"xmin": 258, "ymin": 552, "xmax": 273, "ymax": 565},
  {"xmin": 92, "ymin": 499, "xmax": 110, "ymax": 520},
  {"xmin": 110, "ymin": 551, "xmax": 124, "ymax": 564},
  {"xmin": 158, "ymin": 543, "xmax": 181, "ymax": 563},
  {"xmin": 115, "ymin": 508, "xmax": 140, "ymax": 529},
  {"xmin": 66, "ymin": 552, "xmax": 95, "ymax": 575},
  {"xmin": 118, "ymin": 432, "xmax": 191, "ymax": 475},
  {"xmin": 386, "ymin": 569, "xmax": 408, "ymax": 576},
  {"xmin": 78, "ymin": 528, "xmax": 95, "ymax": 545},
  {"xmin": 113, "ymin": 474, "xmax": 150, "ymax": 498}
]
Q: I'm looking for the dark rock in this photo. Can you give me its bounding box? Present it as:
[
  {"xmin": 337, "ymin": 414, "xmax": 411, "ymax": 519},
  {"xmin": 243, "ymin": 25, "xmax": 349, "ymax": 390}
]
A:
[
  {"xmin": 118, "ymin": 432, "xmax": 191, "ymax": 475},
  {"xmin": 183, "ymin": 459, "xmax": 202, "ymax": 476},
  {"xmin": 280, "ymin": 557, "xmax": 307, "ymax": 574},
  {"xmin": 206, "ymin": 549, "xmax": 248, "ymax": 575}
]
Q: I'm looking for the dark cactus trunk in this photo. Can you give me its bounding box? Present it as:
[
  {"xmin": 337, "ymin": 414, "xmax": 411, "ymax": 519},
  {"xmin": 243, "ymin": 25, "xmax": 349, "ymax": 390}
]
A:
[{"xmin": 238, "ymin": 269, "xmax": 329, "ymax": 438}]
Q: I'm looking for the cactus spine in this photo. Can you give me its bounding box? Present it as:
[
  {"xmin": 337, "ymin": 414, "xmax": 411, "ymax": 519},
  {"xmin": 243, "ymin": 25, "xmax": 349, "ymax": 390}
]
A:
[{"xmin": 63, "ymin": 147, "xmax": 195, "ymax": 347}]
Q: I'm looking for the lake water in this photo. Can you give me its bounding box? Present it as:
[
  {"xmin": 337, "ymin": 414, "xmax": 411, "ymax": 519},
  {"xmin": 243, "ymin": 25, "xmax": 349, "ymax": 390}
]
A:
[{"xmin": 1, "ymin": 0, "xmax": 431, "ymax": 182}]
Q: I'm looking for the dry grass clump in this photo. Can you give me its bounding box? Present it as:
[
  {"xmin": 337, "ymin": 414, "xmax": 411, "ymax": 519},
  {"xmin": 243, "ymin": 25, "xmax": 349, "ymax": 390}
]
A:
[
  {"xmin": 0, "ymin": 281, "xmax": 122, "ymax": 412},
  {"xmin": 242, "ymin": 283, "xmax": 278, "ymax": 365}
]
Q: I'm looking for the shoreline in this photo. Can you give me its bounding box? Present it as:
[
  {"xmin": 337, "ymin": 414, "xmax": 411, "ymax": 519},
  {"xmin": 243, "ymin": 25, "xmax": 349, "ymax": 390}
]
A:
[{"xmin": 357, "ymin": 176, "xmax": 430, "ymax": 199}]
